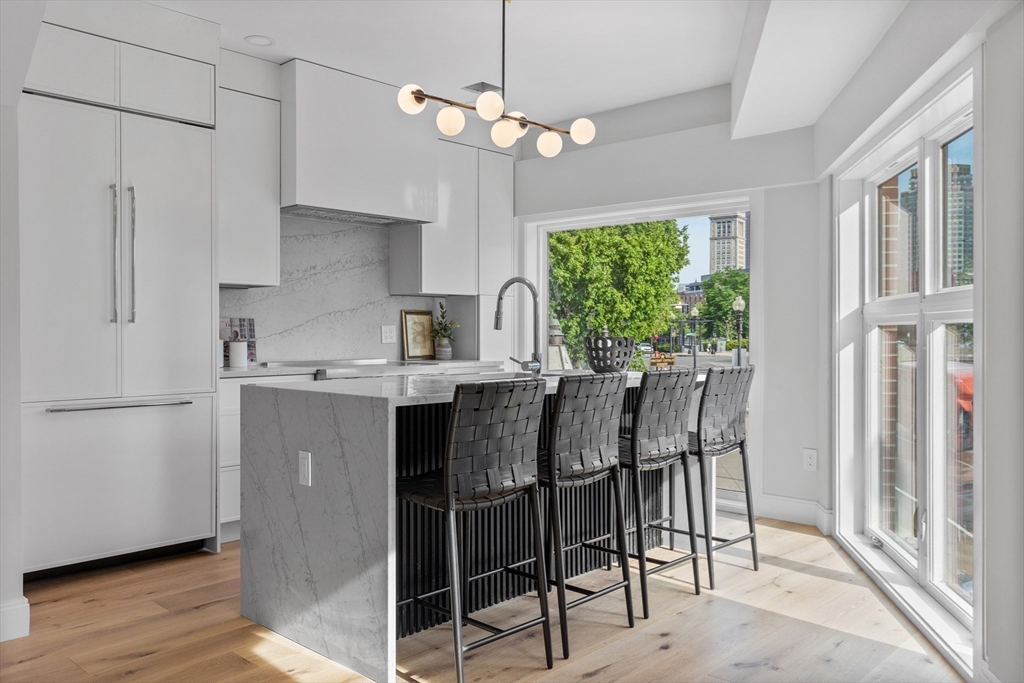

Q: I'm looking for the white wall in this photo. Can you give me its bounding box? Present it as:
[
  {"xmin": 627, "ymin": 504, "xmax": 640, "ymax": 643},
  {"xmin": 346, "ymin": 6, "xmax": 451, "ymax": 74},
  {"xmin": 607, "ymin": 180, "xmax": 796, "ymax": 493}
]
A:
[
  {"xmin": 748, "ymin": 183, "xmax": 831, "ymax": 520},
  {"xmin": 516, "ymin": 121, "xmax": 814, "ymax": 218},
  {"xmin": 0, "ymin": 0, "xmax": 45, "ymax": 644},
  {"xmin": 979, "ymin": 6, "xmax": 1024, "ymax": 681}
]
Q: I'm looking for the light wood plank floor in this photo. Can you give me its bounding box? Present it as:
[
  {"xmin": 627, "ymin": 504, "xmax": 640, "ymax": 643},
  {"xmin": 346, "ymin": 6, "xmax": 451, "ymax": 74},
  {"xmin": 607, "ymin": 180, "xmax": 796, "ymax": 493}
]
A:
[{"xmin": 1, "ymin": 516, "xmax": 961, "ymax": 682}]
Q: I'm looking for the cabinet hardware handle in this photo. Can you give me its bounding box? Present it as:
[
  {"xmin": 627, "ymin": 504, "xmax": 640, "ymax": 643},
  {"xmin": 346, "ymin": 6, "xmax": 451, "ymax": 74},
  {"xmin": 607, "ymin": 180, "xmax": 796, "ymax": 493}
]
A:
[
  {"xmin": 46, "ymin": 400, "xmax": 193, "ymax": 413},
  {"xmin": 110, "ymin": 184, "xmax": 118, "ymax": 323},
  {"xmin": 129, "ymin": 185, "xmax": 137, "ymax": 323}
]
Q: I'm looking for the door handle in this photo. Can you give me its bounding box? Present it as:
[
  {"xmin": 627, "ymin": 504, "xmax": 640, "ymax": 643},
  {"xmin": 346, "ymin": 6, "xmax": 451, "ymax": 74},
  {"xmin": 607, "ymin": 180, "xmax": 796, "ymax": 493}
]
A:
[
  {"xmin": 110, "ymin": 184, "xmax": 118, "ymax": 323},
  {"xmin": 128, "ymin": 185, "xmax": 137, "ymax": 323},
  {"xmin": 46, "ymin": 400, "xmax": 193, "ymax": 413}
]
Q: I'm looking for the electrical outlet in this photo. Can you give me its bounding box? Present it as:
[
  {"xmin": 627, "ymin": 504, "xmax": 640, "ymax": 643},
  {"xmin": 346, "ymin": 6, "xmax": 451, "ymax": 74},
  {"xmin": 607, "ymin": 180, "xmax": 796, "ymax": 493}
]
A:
[
  {"xmin": 381, "ymin": 325, "xmax": 397, "ymax": 344},
  {"xmin": 803, "ymin": 448, "xmax": 818, "ymax": 472},
  {"xmin": 299, "ymin": 450, "xmax": 312, "ymax": 487}
]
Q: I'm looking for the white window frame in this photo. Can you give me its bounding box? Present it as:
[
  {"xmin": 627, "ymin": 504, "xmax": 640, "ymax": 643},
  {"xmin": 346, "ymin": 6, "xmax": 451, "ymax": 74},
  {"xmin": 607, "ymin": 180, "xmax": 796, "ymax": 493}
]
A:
[{"xmin": 832, "ymin": 51, "xmax": 982, "ymax": 680}]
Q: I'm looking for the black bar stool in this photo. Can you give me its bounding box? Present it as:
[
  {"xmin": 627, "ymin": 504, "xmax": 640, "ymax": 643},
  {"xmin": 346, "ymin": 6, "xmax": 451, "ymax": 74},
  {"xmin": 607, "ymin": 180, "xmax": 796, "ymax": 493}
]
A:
[
  {"xmin": 619, "ymin": 368, "xmax": 701, "ymax": 619},
  {"xmin": 688, "ymin": 365, "xmax": 757, "ymax": 590},
  {"xmin": 540, "ymin": 373, "xmax": 634, "ymax": 659},
  {"xmin": 396, "ymin": 379, "xmax": 553, "ymax": 683}
]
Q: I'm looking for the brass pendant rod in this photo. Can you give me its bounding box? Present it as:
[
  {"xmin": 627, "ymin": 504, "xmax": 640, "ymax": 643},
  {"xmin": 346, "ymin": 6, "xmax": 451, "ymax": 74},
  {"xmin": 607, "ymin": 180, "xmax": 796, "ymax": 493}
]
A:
[
  {"xmin": 414, "ymin": 89, "xmax": 571, "ymax": 136},
  {"xmin": 501, "ymin": 114, "xmax": 569, "ymax": 135},
  {"xmin": 413, "ymin": 91, "xmax": 478, "ymax": 112}
]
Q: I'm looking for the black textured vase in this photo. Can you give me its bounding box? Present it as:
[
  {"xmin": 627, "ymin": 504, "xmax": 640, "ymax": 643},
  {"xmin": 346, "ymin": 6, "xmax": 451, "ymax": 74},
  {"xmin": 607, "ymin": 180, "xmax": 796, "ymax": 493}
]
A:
[{"xmin": 584, "ymin": 335, "xmax": 635, "ymax": 372}]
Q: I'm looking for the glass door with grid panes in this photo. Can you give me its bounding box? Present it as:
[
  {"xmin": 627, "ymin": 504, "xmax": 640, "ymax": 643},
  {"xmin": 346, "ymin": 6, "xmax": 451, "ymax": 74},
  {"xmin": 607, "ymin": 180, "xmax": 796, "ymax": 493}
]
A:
[{"xmin": 864, "ymin": 117, "xmax": 975, "ymax": 626}]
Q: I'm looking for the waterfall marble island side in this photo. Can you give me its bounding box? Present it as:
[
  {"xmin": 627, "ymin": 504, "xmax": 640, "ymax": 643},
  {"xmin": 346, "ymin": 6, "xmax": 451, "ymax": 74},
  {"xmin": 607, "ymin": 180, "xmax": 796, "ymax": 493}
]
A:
[{"xmin": 239, "ymin": 371, "xmax": 711, "ymax": 682}]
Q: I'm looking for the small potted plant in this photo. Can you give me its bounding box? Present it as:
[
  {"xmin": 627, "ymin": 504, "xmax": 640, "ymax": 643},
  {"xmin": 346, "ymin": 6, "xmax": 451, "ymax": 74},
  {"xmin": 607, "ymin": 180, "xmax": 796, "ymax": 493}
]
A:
[{"xmin": 432, "ymin": 301, "xmax": 459, "ymax": 361}]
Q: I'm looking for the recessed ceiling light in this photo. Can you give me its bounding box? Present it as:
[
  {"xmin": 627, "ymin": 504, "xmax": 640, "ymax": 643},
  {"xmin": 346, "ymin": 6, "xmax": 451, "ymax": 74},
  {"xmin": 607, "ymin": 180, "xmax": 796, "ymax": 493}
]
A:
[{"xmin": 244, "ymin": 35, "xmax": 275, "ymax": 47}]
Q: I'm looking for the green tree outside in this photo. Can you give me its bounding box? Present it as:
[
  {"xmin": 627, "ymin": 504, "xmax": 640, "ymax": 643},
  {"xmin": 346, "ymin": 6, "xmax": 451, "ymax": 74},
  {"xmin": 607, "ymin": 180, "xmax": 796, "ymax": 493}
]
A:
[
  {"xmin": 697, "ymin": 268, "xmax": 750, "ymax": 342},
  {"xmin": 548, "ymin": 220, "xmax": 689, "ymax": 366}
]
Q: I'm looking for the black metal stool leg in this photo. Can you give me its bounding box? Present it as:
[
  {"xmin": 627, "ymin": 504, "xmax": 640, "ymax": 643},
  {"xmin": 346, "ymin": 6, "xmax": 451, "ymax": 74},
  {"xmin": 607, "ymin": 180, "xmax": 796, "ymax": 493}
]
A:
[
  {"xmin": 528, "ymin": 485, "xmax": 554, "ymax": 670},
  {"xmin": 740, "ymin": 441, "xmax": 759, "ymax": 571},
  {"xmin": 445, "ymin": 508, "xmax": 466, "ymax": 683},
  {"xmin": 630, "ymin": 466, "xmax": 650, "ymax": 619},
  {"xmin": 548, "ymin": 484, "xmax": 571, "ymax": 659},
  {"xmin": 696, "ymin": 453, "xmax": 716, "ymax": 590},
  {"xmin": 668, "ymin": 462, "xmax": 676, "ymax": 552},
  {"xmin": 457, "ymin": 512, "xmax": 470, "ymax": 617},
  {"xmin": 611, "ymin": 465, "xmax": 635, "ymax": 627},
  {"xmin": 681, "ymin": 455, "xmax": 701, "ymax": 594}
]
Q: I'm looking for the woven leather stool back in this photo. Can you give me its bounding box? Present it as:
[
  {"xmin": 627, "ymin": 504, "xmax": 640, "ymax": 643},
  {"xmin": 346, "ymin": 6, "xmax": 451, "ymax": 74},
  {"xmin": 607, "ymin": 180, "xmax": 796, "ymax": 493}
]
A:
[
  {"xmin": 627, "ymin": 368, "xmax": 699, "ymax": 463},
  {"xmin": 445, "ymin": 378, "xmax": 547, "ymax": 505},
  {"xmin": 696, "ymin": 366, "xmax": 755, "ymax": 453},
  {"xmin": 546, "ymin": 373, "xmax": 628, "ymax": 480}
]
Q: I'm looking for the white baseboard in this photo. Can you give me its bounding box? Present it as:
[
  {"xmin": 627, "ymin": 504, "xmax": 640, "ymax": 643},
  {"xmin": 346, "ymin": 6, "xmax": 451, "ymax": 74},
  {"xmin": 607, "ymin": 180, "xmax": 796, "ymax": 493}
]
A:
[
  {"xmin": 0, "ymin": 596, "xmax": 30, "ymax": 642},
  {"xmin": 815, "ymin": 504, "xmax": 835, "ymax": 536},
  {"xmin": 752, "ymin": 491, "xmax": 820, "ymax": 526},
  {"xmin": 974, "ymin": 657, "xmax": 1001, "ymax": 683},
  {"xmin": 220, "ymin": 520, "xmax": 240, "ymax": 544}
]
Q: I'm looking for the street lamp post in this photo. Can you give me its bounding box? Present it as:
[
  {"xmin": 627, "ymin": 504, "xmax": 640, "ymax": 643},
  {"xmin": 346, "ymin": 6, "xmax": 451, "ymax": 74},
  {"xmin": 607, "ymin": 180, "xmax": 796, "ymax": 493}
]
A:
[
  {"xmin": 732, "ymin": 295, "xmax": 746, "ymax": 366},
  {"xmin": 688, "ymin": 306, "xmax": 711, "ymax": 370}
]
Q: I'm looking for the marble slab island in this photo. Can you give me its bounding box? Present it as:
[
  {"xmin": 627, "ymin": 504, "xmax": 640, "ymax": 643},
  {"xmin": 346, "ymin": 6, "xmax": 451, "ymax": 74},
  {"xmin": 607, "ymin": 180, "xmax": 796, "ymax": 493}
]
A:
[{"xmin": 239, "ymin": 371, "xmax": 712, "ymax": 682}]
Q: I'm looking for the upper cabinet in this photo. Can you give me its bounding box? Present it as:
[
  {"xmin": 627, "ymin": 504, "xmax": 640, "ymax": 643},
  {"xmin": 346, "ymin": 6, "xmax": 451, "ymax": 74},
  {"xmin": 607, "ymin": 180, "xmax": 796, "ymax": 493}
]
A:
[
  {"xmin": 23, "ymin": 23, "xmax": 215, "ymax": 126},
  {"xmin": 281, "ymin": 60, "xmax": 437, "ymax": 225},
  {"xmin": 390, "ymin": 142, "xmax": 513, "ymax": 297},
  {"xmin": 217, "ymin": 88, "xmax": 281, "ymax": 287}
]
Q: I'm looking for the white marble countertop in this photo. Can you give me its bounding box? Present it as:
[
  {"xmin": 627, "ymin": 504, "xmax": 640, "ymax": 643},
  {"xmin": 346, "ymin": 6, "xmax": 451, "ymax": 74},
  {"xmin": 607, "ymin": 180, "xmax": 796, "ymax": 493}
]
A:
[
  {"xmin": 260, "ymin": 371, "xmax": 646, "ymax": 406},
  {"xmin": 220, "ymin": 359, "xmax": 503, "ymax": 380}
]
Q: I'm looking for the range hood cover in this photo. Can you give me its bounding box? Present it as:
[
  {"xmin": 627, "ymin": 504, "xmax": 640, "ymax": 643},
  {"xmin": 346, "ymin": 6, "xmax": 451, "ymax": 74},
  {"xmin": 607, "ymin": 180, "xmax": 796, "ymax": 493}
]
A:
[{"xmin": 280, "ymin": 204, "xmax": 420, "ymax": 227}]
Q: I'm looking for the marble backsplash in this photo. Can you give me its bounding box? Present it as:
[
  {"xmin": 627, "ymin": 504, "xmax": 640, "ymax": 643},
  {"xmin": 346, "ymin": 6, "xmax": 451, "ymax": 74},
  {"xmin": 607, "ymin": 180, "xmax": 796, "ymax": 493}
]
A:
[{"xmin": 220, "ymin": 216, "xmax": 435, "ymax": 362}]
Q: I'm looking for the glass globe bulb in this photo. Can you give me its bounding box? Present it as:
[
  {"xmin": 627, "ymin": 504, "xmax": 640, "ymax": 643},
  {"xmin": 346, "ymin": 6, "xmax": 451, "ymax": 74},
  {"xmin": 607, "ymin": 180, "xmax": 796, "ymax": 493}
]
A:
[
  {"xmin": 436, "ymin": 105, "xmax": 465, "ymax": 136},
  {"xmin": 475, "ymin": 91, "xmax": 505, "ymax": 121},
  {"xmin": 397, "ymin": 84, "xmax": 427, "ymax": 115},
  {"xmin": 570, "ymin": 117, "xmax": 596, "ymax": 145},
  {"xmin": 506, "ymin": 111, "xmax": 529, "ymax": 138},
  {"xmin": 732, "ymin": 295, "xmax": 746, "ymax": 312},
  {"xmin": 536, "ymin": 130, "xmax": 563, "ymax": 158},
  {"xmin": 490, "ymin": 119, "xmax": 518, "ymax": 148}
]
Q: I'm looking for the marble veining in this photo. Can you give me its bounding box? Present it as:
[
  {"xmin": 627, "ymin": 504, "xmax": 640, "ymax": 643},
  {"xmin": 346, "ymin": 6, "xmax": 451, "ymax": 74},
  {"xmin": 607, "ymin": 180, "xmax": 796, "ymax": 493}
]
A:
[
  {"xmin": 240, "ymin": 384, "xmax": 396, "ymax": 681},
  {"xmin": 221, "ymin": 216, "xmax": 435, "ymax": 362}
]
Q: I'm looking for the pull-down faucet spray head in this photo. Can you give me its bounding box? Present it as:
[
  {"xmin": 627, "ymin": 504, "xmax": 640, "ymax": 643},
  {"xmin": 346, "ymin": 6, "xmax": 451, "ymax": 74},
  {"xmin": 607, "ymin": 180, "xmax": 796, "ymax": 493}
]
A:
[{"xmin": 494, "ymin": 298, "xmax": 504, "ymax": 330}]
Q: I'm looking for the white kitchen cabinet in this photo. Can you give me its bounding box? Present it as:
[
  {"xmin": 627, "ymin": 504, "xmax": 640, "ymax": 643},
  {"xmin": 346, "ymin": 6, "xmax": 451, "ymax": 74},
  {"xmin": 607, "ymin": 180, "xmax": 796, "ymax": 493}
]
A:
[
  {"xmin": 23, "ymin": 23, "xmax": 214, "ymax": 126},
  {"xmin": 477, "ymin": 149, "xmax": 514, "ymax": 295},
  {"xmin": 390, "ymin": 141, "xmax": 478, "ymax": 296},
  {"xmin": 121, "ymin": 114, "xmax": 215, "ymax": 397},
  {"xmin": 217, "ymin": 88, "xmax": 281, "ymax": 287},
  {"xmin": 218, "ymin": 374, "xmax": 315, "ymax": 541},
  {"xmin": 446, "ymin": 295, "xmax": 515, "ymax": 367},
  {"xmin": 119, "ymin": 43, "xmax": 215, "ymax": 126},
  {"xmin": 281, "ymin": 59, "xmax": 437, "ymax": 224},
  {"xmin": 23, "ymin": 24, "xmax": 120, "ymax": 107},
  {"xmin": 19, "ymin": 96, "xmax": 121, "ymax": 403},
  {"xmin": 22, "ymin": 395, "xmax": 216, "ymax": 571},
  {"xmin": 389, "ymin": 141, "xmax": 485, "ymax": 296}
]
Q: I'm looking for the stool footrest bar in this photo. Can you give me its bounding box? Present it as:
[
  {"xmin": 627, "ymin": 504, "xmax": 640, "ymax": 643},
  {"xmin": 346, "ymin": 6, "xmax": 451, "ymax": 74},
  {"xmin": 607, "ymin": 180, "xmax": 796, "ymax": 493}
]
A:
[
  {"xmin": 463, "ymin": 616, "xmax": 548, "ymax": 652},
  {"xmin": 565, "ymin": 581, "xmax": 630, "ymax": 610}
]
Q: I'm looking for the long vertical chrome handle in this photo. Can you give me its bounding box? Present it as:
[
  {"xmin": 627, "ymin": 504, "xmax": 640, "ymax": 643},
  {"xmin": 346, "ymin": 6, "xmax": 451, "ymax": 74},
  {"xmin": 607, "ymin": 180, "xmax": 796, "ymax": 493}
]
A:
[
  {"xmin": 110, "ymin": 184, "xmax": 118, "ymax": 323},
  {"xmin": 128, "ymin": 186, "xmax": 137, "ymax": 323}
]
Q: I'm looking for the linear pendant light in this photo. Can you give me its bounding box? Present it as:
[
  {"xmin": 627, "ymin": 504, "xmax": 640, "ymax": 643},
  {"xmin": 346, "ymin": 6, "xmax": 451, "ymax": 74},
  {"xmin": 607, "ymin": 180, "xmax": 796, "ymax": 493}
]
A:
[{"xmin": 397, "ymin": 0, "xmax": 594, "ymax": 157}]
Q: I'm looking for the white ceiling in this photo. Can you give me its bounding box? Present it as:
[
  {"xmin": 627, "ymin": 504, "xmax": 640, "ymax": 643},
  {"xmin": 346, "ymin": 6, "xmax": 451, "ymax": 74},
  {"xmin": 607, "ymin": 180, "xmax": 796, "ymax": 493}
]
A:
[
  {"xmin": 147, "ymin": 0, "xmax": 749, "ymax": 123},
  {"xmin": 731, "ymin": 0, "xmax": 907, "ymax": 138}
]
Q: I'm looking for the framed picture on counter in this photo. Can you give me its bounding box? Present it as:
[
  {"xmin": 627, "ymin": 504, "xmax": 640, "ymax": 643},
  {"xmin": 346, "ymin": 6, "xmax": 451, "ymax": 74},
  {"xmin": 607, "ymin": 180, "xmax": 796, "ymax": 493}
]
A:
[{"xmin": 401, "ymin": 310, "xmax": 434, "ymax": 360}]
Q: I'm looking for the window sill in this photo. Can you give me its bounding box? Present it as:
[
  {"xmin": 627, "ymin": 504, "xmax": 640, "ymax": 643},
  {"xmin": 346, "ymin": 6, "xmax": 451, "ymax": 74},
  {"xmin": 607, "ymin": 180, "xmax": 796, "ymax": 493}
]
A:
[{"xmin": 834, "ymin": 531, "xmax": 973, "ymax": 680}]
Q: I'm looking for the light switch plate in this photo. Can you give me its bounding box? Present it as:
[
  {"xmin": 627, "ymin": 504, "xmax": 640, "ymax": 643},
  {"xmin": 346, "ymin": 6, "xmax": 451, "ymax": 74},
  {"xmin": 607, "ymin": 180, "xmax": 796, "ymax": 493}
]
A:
[
  {"xmin": 299, "ymin": 450, "xmax": 312, "ymax": 486},
  {"xmin": 803, "ymin": 448, "xmax": 818, "ymax": 472},
  {"xmin": 381, "ymin": 325, "xmax": 397, "ymax": 344}
]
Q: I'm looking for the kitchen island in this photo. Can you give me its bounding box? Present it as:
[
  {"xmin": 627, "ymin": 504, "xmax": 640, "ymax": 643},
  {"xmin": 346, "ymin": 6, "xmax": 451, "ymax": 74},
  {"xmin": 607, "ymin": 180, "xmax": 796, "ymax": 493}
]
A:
[{"xmin": 239, "ymin": 372, "xmax": 711, "ymax": 682}]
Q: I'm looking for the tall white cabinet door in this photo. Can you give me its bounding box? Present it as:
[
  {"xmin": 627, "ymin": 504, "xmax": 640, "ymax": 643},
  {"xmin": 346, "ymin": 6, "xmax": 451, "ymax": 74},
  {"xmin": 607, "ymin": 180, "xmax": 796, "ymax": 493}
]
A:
[
  {"xmin": 477, "ymin": 150, "xmax": 514, "ymax": 296},
  {"xmin": 18, "ymin": 95, "xmax": 121, "ymax": 403},
  {"xmin": 421, "ymin": 141, "xmax": 478, "ymax": 295},
  {"xmin": 217, "ymin": 88, "xmax": 281, "ymax": 287},
  {"xmin": 121, "ymin": 114, "xmax": 215, "ymax": 396}
]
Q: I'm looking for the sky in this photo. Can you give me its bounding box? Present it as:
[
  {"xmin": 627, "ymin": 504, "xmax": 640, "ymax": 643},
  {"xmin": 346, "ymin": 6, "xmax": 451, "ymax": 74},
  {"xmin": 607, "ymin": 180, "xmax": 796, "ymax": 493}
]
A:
[{"xmin": 676, "ymin": 216, "xmax": 710, "ymax": 285}]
